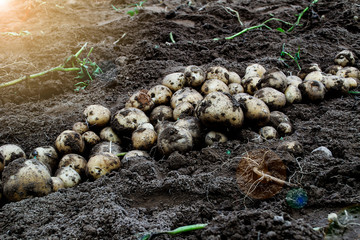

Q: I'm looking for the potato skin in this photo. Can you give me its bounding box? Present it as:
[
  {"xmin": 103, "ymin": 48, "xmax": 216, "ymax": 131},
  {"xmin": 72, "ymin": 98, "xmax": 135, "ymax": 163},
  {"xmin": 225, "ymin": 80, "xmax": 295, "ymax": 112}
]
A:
[
  {"xmin": 162, "ymin": 72, "xmax": 186, "ymax": 91},
  {"xmin": 111, "ymin": 107, "xmax": 149, "ymax": 134},
  {"xmin": 206, "ymin": 66, "xmax": 230, "ymax": 84},
  {"xmin": 125, "ymin": 90, "xmax": 155, "ymax": 112},
  {"xmin": 148, "ymin": 85, "xmax": 173, "ymax": 105},
  {"xmin": 298, "ymin": 80, "xmax": 326, "ymax": 102},
  {"xmin": 83, "ymin": 105, "xmax": 111, "ymax": 127},
  {"xmin": 170, "ymin": 87, "xmax": 203, "ymax": 109},
  {"xmin": 254, "ymin": 87, "xmax": 286, "ymax": 110},
  {"xmin": 58, "ymin": 154, "xmax": 87, "ymax": 177},
  {"xmin": 184, "ymin": 65, "xmax": 206, "ymax": 87},
  {"xmin": 55, "ymin": 166, "xmax": 81, "ymax": 188},
  {"xmin": 0, "ymin": 144, "xmax": 26, "ymax": 167},
  {"xmin": 86, "ymin": 152, "xmax": 121, "ymax": 180},
  {"xmin": 157, "ymin": 125, "xmax": 193, "ymax": 156},
  {"xmin": 55, "ymin": 130, "xmax": 85, "ymax": 155},
  {"xmin": 29, "ymin": 146, "xmax": 59, "ymax": 173}
]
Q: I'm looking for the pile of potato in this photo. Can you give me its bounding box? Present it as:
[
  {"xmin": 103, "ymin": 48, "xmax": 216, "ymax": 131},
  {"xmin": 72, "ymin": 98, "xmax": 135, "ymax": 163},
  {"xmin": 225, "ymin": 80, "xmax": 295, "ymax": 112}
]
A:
[{"xmin": 0, "ymin": 50, "xmax": 358, "ymax": 202}]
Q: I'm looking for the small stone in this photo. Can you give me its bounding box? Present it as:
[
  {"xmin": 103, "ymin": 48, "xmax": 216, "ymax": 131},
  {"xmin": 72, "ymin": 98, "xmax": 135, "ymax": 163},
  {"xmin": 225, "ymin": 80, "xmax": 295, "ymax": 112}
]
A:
[
  {"xmin": 266, "ymin": 231, "xmax": 277, "ymax": 238},
  {"xmin": 273, "ymin": 215, "xmax": 284, "ymax": 223},
  {"xmin": 311, "ymin": 146, "xmax": 332, "ymax": 158}
]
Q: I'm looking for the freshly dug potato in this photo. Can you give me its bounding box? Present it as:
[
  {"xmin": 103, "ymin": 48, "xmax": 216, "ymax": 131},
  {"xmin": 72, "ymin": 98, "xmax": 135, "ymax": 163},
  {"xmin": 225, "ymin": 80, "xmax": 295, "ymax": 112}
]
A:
[
  {"xmin": 86, "ymin": 152, "xmax": 121, "ymax": 180},
  {"xmin": 286, "ymin": 75, "xmax": 302, "ymax": 87},
  {"xmin": 83, "ymin": 105, "xmax": 111, "ymax": 127},
  {"xmin": 162, "ymin": 72, "xmax": 186, "ymax": 91},
  {"xmin": 304, "ymin": 71, "xmax": 327, "ymax": 82},
  {"xmin": 206, "ymin": 66, "xmax": 230, "ymax": 84},
  {"xmin": 132, "ymin": 124, "xmax": 158, "ymax": 150},
  {"xmin": 321, "ymin": 75, "xmax": 350, "ymax": 94},
  {"xmin": 150, "ymin": 105, "xmax": 173, "ymax": 124},
  {"xmin": 184, "ymin": 65, "xmax": 206, "ymax": 87},
  {"xmin": 2, "ymin": 158, "xmax": 52, "ymax": 202},
  {"xmin": 336, "ymin": 66, "xmax": 359, "ymax": 79},
  {"xmin": 334, "ymin": 50, "xmax": 355, "ymax": 67},
  {"xmin": 277, "ymin": 122, "xmax": 292, "ymax": 135},
  {"xmin": 298, "ymin": 63, "xmax": 322, "ymax": 79},
  {"xmin": 29, "ymin": 146, "xmax": 59, "ymax": 173},
  {"xmin": 148, "ymin": 85, "xmax": 173, "ymax": 105},
  {"xmin": 122, "ymin": 150, "xmax": 150, "ymax": 164},
  {"xmin": 51, "ymin": 177, "xmax": 65, "ymax": 192},
  {"xmin": 259, "ymin": 126, "xmax": 278, "ymax": 140},
  {"xmin": 170, "ymin": 87, "xmax": 203, "ymax": 109},
  {"xmin": 257, "ymin": 69, "xmax": 287, "ymax": 92},
  {"xmin": 228, "ymin": 71, "xmax": 241, "ymax": 84},
  {"xmin": 0, "ymin": 144, "xmax": 26, "ymax": 167},
  {"xmin": 277, "ymin": 141, "xmax": 304, "ymax": 156},
  {"xmin": 55, "ymin": 166, "xmax": 81, "ymax": 188},
  {"xmin": 125, "ymin": 89, "xmax": 155, "ymax": 112},
  {"xmin": 344, "ymin": 77, "xmax": 358, "ymax": 89},
  {"xmin": 239, "ymin": 129, "xmax": 263, "ymax": 143},
  {"xmin": 244, "ymin": 64, "xmax": 266, "ymax": 79},
  {"xmin": 72, "ymin": 122, "xmax": 89, "ymax": 134},
  {"xmin": 173, "ymin": 102, "xmax": 194, "ymax": 120},
  {"xmin": 55, "ymin": 130, "xmax": 85, "ymax": 155},
  {"xmin": 58, "ymin": 154, "xmax": 87, "ymax": 177},
  {"xmin": 174, "ymin": 117, "xmax": 202, "ymax": 145},
  {"xmin": 99, "ymin": 127, "xmax": 121, "ymax": 144},
  {"xmin": 269, "ymin": 111, "xmax": 291, "ymax": 127},
  {"xmin": 111, "ymin": 107, "xmax": 149, "ymax": 134},
  {"xmin": 325, "ymin": 65, "xmax": 343, "ymax": 75},
  {"xmin": 155, "ymin": 121, "xmax": 174, "ymax": 134},
  {"xmin": 242, "ymin": 76, "xmax": 261, "ymax": 95},
  {"xmin": 90, "ymin": 141, "xmax": 122, "ymax": 157},
  {"xmin": 201, "ymin": 79, "xmax": 230, "ymax": 95},
  {"xmin": 82, "ymin": 131, "xmax": 101, "ymax": 147},
  {"xmin": 195, "ymin": 92, "xmax": 244, "ymax": 129},
  {"xmin": 233, "ymin": 93, "xmax": 270, "ymax": 127},
  {"xmin": 228, "ymin": 83, "xmax": 244, "ymax": 95},
  {"xmin": 205, "ymin": 131, "xmax": 228, "ymax": 146},
  {"xmin": 254, "ymin": 87, "xmax": 286, "ymax": 110},
  {"xmin": 298, "ymin": 80, "xmax": 326, "ymax": 102},
  {"xmin": 285, "ymin": 85, "xmax": 302, "ymax": 104},
  {"xmin": 157, "ymin": 125, "xmax": 193, "ymax": 156}
]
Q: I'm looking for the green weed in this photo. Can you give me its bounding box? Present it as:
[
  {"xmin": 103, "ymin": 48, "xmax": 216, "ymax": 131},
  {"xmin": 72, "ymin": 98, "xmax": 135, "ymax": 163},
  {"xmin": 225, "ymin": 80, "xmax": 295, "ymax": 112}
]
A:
[
  {"xmin": 279, "ymin": 43, "xmax": 302, "ymax": 70},
  {"xmin": 138, "ymin": 223, "xmax": 208, "ymax": 240}
]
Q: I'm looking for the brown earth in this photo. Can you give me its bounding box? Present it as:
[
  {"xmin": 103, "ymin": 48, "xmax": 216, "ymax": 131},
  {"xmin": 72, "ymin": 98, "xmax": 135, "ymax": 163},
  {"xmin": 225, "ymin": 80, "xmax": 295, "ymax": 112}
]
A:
[{"xmin": 0, "ymin": 0, "xmax": 359, "ymax": 239}]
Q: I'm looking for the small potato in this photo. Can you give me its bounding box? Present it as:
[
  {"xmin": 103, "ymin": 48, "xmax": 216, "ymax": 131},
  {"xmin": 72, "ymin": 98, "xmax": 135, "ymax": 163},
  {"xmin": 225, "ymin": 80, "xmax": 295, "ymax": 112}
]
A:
[
  {"xmin": 122, "ymin": 150, "xmax": 151, "ymax": 167},
  {"xmin": 83, "ymin": 105, "xmax": 111, "ymax": 127},
  {"xmin": 170, "ymin": 87, "xmax": 203, "ymax": 109},
  {"xmin": 205, "ymin": 131, "xmax": 227, "ymax": 146},
  {"xmin": 90, "ymin": 141, "xmax": 122, "ymax": 157},
  {"xmin": 298, "ymin": 80, "xmax": 326, "ymax": 102},
  {"xmin": 148, "ymin": 85, "xmax": 173, "ymax": 105},
  {"xmin": 86, "ymin": 152, "xmax": 121, "ymax": 180},
  {"xmin": 239, "ymin": 129, "xmax": 263, "ymax": 143},
  {"xmin": 321, "ymin": 75, "xmax": 350, "ymax": 94},
  {"xmin": 336, "ymin": 66, "xmax": 359, "ymax": 79},
  {"xmin": 270, "ymin": 111, "xmax": 291, "ymax": 127},
  {"xmin": 259, "ymin": 126, "xmax": 278, "ymax": 140},
  {"xmin": 55, "ymin": 166, "xmax": 81, "ymax": 188},
  {"xmin": 206, "ymin": 66, "xmax": 230, "ymax": 84},
  {"xmin": 286, "ymin": 75, "xmax": 302, "ymax": 87},
  {"xmin": 285, "ymin": 85, "xmax": 302, "ymax": 104},
  {"xmin": 150, "ymin": 105, "xmax": 173, "ymax": 124},
  {"xmin": 257, "ymin": 69, "xmax": 287, "ymax": 93},
  {"xmin": 277, "ymin": 122, "xmax": 292, "ymax": 135},
  {"xmin": 132, "ymin": 124, "xmax": 158, "ymax": 150},
  {"xmin": 334, "ymin": 50, "xmax": 355, "ymax": 67},
  {"xmin": 0, "ymin": 144, "xmax": 26, "ymax": 167},
  {"xmin": 304, "ymin": 71, "xmax": 327, "ymax": 82},
  {"xmin": 157, "ymin": 125, "xmax": 193, "ymax": 156},
  {"xmin": 111, "ymin": 107, "xmax": 149, "ymax": 134},
  {"xmin": 173, "ymin": 102, "xmax": 194, "ymax": 120},
  {"xmin": 254, "ymin": 87, "xmax": 286, "ymax": 110},
  {"xmin": 242, "ymin": 76, "xmax": 261, "ymax": 95},
  {"xmin": 201, "ymin": 79, "xmax": 230, "ymax": 95},
  {"xmin": 51, "ymin": 177, "xmax": 65, "ymax": 192},
  {"xmin": 228, "ymin": 71, "xmax": 242, "ymax": 84},
  {"xmin": 125, "ymin": 89, "xmax": 155, "ymax": 112},
  {"xmin": 184, "ymin": 65, "xmax": 206, "ymax": 87},
  {"xmin": 55, "ymin": 130, "xmax": 85, "ymax": 155},
  {"xmin": 244, "ymin": 64, "xmax": 266, "ymax": 79},
  {"xmin": 58, "ymin": 154, "xmax": 87, "ymax": 177},
  {"xmin": 82, "ymin": 131, "xmax": 101, "ymax": 147},
  {"xmin": 100, "ymin": 127, "xmax": 121, "ymax": 144},
  {"xmin": 344, "ymin": 78, "xmax": 358, "ymax": 89},
  {"xmin": 72, "ymin": 122, "xmax": 89, "ymax": 134},
  {"xmin": 298, "ymin": 63, "xmax": 322, "ymax": 79},
  {"xmin": 29, "ymin": 146, "xmax": 59, "ymax": 173},
  {"xmin": 325, "ymin": 65, "xmax": 343, "ymax": 75},
  {"xmin": 174, "ymin": 117, "xmax": 202, "ymax": 145},
  {"xmin": 228, "ymin": 83, "xmax": 244, "ymax": 95},
  {"xmin": 162, "ymin": 72, "xmax": 186, "ymax": 91},
  {"xmin": 277, "ymin": 141, "xmax": 304, "ymax": 156}
]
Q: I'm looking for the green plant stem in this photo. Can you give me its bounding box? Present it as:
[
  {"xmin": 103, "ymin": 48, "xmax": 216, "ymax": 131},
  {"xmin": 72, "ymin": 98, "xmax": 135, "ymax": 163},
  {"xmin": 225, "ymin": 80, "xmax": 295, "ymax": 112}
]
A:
[
  {"xmin": 287, "ymin": 0, "xmax": 319, "ymax": 32},
  {"xmin": 167, "ymin": 224, "xmax": 208, "ymax": 235},
  {"xmin": 117, "ymin": 152, "xmax": 127, "ymax": 157}
]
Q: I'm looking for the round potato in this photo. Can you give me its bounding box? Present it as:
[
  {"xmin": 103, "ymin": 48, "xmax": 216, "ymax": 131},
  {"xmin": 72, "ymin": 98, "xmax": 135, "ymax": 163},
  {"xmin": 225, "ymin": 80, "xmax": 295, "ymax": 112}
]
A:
[
  {"xmin": 336, "ymin": 66, "xmax": 359, "ymax": 79},
  {"xmin": 148, "ymin": 85, "xmax": 173, "ymax": 105},
  {"xmin": 277, "ymin": 141, "xmax": 304, "ymax": 156},
  {"xmin": 304, "ymin": 71, "xmax": 327, "ymax": 82},
  {"xmin": 157, "ymin": 125, "xmax": 193, "ymax": 156},
  {"xmin": 298, "ymin": 80, "xmax": 326, "ymax": 102},
  {"xmin": 174, "ymin": 117, "xmax": 202, "ymax": 145},
  {"xmin": 257, "ymin": 69, "xmax": 287, "ymax": 92},
  {"xmin": 29, "ymin": 146, "xmax": 59, "ymax": 173},
  {"xmin": 334, "ymin": 50, "xmax": 355, "ymax": 67},
  {"xmin": 162, "ymin": 72, "xmax": 186, "ymax": 91},
  {"xmin": 72, "ymin": 122, "xmax": 89, "ymax": 134},
  {"xmin": 90, "ymin": 141, "xmax": 122, "ymax": 157},
  {"xmin": 206, "ymin": 66, "xmax": 230, "ymax": 84},
  {"xmin": 285, "ymin": 85, "xmax": 302, "ymax": 104},
  {"xmin": 254, "ymin": 87, "xmax": 286, "ymax": 110},
  {"xmin": 228, "ymin": 71, "xmax": 242, "ymax": 84},
  {"xmin": 83, "ymin": 105, "xmax": 111, "ymax": 127},
  {"xmin": 228, "ymin": 83, "xmax": 244, "ymax": 95},
  {"xmin": 321, "ymin": 75, "xmax": 350, "ymax": 94},
  {"xmin": 150, "ymin": 105, "xmax": 173, "ymax": 124},
  {"xmin": 122, "ymin": 150, "xmax": 151, "ymax": 167},
  {"xmin": 58, "ymin": 154, "xmax": 87, "ymax": 177},
  {"xmin": 0, "ymin": 144, "xmax": 26, "ymax": 167},
  {"xmin": 259, "ymin": 126, "xmax": 278, "ymax": 140},
  {"xmin": 277, "ymin": 122, "xmax": 293, "ymax": 135},
  {"xmin": 111, "ymin": 107, "xmax": 149, "ymax": 134},
  {"xmin": 244, "ymin": 64, "xmax": 266, "ymax": 79},
  {"xmin": 269, "ymin": 111, "xmax": 291, "ymax": 127},
  {"xmin": 170, "ymin": 87, "xmax": 203, "ymax": 109},
  {"xmin": 201, "ymin": 79, "xmax": 230, "ymax": 95},
  {"xmin": 55, "ymin": 166, "xmax": 81, "ymax": 188},
  {"xmin": 297, "ymin": 63, "xmax": 322, "ymax": 80},
  {"xmin": 205, "ymin": 131, "xmax": 228, "ymax": 146},
  {"xmin": 99, "ymin": 127, "xmax": 121, "ymax": 144},
  {"xmin": 325, "ymin": 65, "xmax": 343, "ymax": 75},
  {"xmin": 132, "ymin": 124, "xmax": 158, "ymax": 150},
  {"xmin": 286, "ymin": 75, "xmax": 302, "ymax": 87},
  {"xmin": 242, "ymin": 76, "xmax": 261, "ymax": 95},
  {"xmin": 184, "ymin": 65, "xmax": 206, "ymax": 87},
  {"xmin": 173, "ymin": 102, "xmax": 194, "ymax": 120},
  {"xmin": 51, "ymin": 177, "xmax": 65, "ymax": 192},
  {"xmin": 125, "ymin": 89, "xmax": 155, "ymax": 112},
  {"xmin": 55, "ymin": 130, "xmax": 85, "ymax": 155},
  {"xmin": 86, "ymin": 152, "xmax": 121, "ymax": 180},
  {"xmin": 82, "ymin": 131, "xmax": 101, "ymax": 147}
]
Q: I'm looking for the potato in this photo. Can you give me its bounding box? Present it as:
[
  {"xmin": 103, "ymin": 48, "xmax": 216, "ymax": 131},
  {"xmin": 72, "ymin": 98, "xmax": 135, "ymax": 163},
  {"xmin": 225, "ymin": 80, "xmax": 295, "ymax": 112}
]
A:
[
  {"xmin": 132, "ymin": 124, "xmax": 158, "ymax": 150},
  {"xmin": 155, "ymin": 121, "xmax": 174, "ymax": 134},
  {"xmin": 285, "ymin": 85, "xmax": 302, "ymax": 104},
  {"xmin": 325, "ymin": 65, "xmax": 343, "ymax": 75},
  {"xmin": 148, "ymin": 85, "xmax": 173, "ymax": 105},
  {"xmin": 55, "ymin": 166, "xmax": 81, "ymax": 188},
  {"xmin": 0, "ymin": 144, "xmax": 26, "ymax": 167},
  {"xmin": 334, "ymin": 50, "xmax": 355, "ymax": 67},
  {"xmin": 99, "ymin": 127, "xmax": 121, "ymax": 144},
  {"xmin": 195, "ymin": 91, "xmax": 244, "ymax": 129},
  {"xmin": 344, "ymin": 78, "xmax": 358, "ymax": 89},
  {"xmin": 86, "ymin": 152, "xmax": 121, "ymax": 180},
  {"xmin": 336, "ymin": 66, "xmax": 359, "ymax": 79},
  {"xmin": 205, "ymin": 131, "xmax": 228, "ymax": 146},
  {"xmin": 111, "ymin": 107, "xmax": 149, "ymax": 134},
  {"xmin": 276, "ymin": 141, "xmax": 304, "ymax": 156},
  {"xmin": 2, "ymin": 158, "xmax": 52, "ymax": 202},
  {"xmin": 259, "ymin": 126, "xmax": 278, "ymax": 140},
  {"xmin": 51, "ymin": 177, "xmax": 65, "ymax": 192},
  {"xmin": 157, "ymin": 125, "xmax": 193, "ymax": 156},
  {"xmin": 82, "ymin": 131, "xmax": 101, "ymax": 147},
  {"xmin": 286, "ymin": 75, "xmax": 302, "ymax": 87},
  {"xmin": 170, "ymin": 87, "xmax": 203, "ymax": 109},
  {"xmin": 83, "ymin": 105, "xmax": 111, "ymax": 127},
  {"xmin": 72, "ymin": 122, "xmax": 89, "ymax": 134},
  {"xmin": 184, "ymin": 65, "xmax": 206, "ymax": 87},
  {"xmin": 173, "ymin": 102, "xmax": 194, "ymax": 120},
  {"xmin": 233, "ymin": 93, "xmax": 270, "ymax": 127},
  {"xmin": 206, "ymin": 66, "xmax": 230, "ymax": 84},
  {"xmin": 55, "ymin": 130, "xmax": 85, "ymax": 155},
  {"xmin": 277, "ymin": 122, "xmax": 292, "ymax": 135},
  {"xmin": 242, "ymin": 76, "xmax": 261, "ymax": 95},
  {"xmin": 58, "ymin": 154, "xmax": 87, "ymax": 177},
  {"xmin": 90, "ymin": 141, "xmax": 122, "ymax": 157},
  {"xmin": 257, "ymin": 69, "xmax": 287, "ymax": 92},
  {"xmin": 254, "ymin": 87, "xmax": 286, "ymax": 110},
  {"xmin": 298, "ymin": 80, "xmax": 326, "ymax": 102},
  {"xmin": 228, "ymin": 83, "xmax": 244, "ymax": 95},
  {"xmin": 162, "ymin": 72, "xmax": 186, "ymax": 91},
  {"xmin": 297, "ymin": 63, "xmax": 322, "ymax": 79},
  {"xmin": 174, "ymin": 117, "xmax": 202, "ymax": 145},
  {"xmin": 29, "ymin": 146, "xmax": 59, "ymax": 173},
  {"xmin": 150, "ymin": 105, "xmax": 173, "ymax": 124},
  {"xmin": 201, "ymin": 79, "xmax": 230, "ymax": 95},
  {"xmin": 244, "ymin": 64, "xmax": 266, "ymax": 79},
  {"xmin": 125, "ymin": 89, "xmax": 155, "ymax": 112},
  {"xmin": 239, "ymin": 129, "xmax": 263, "ymax": 143},
  {"xmin": 269, "ymin": 111, "xmax": 291, "ymax": 127},
  {"xmin": 321, "ymin": 75, "xmax": 350, "ymax": 94},
  {"xmin": 228, "ymin": 71, "xmax": 242, "ymax": 84},
  {"xmin": 304, "ymin": 71, "xmax": 326, "ymax": 82},
  {"xmin": 122, "ymin": 150, "xmax": 150, "ymax": 165}
]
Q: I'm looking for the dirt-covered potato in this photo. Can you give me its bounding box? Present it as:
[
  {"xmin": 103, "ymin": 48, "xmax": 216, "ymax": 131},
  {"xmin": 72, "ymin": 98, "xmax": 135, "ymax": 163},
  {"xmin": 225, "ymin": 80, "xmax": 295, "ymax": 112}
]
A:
[
  {"xmin": 344, "ymin": 77, "xmax": 358, "ymax": 89},
  {"xmin": 205, "ymin": 131, "xmax": 228, "ymax": 146},
  {"xmin": 269, "ymin": 111, "xmax": 291, "ymax": 127},
  {"xmin": 82, "ymin": 131, "xmax": 101, "ymax": 147},
  {"xmin": 55, "ymin": 166, "xmax": 81, "ymax": 188},
  {"xmin": 201, "ymin": 79, "xmax": 230, "ymax": 95},
  {"xmin": 111, "ymin": 107, "xmax": 149, "ymax": 134},
  {"xmin": 276, "ymin": 141, "xmax": 304, "ymax": 156},
  {"xmin": 86, "ymin": 152, "xmax": 121, "ymax": 180},
  {"xmin": 170, "ymin": 87, "xmax": 203, "ymax": 109},
  {"xmin": 298, "ymin": 80, "xmax": 326, "ymax": 102},
  {"xmin": 242, "ymin": 76, "xmax": 261, "ymax": 95},
  {"xmin": 125, "ymin": 89, "xmax": 155, "ymax": 112},
  {"xmin": 83, "ymin": 105, "xmax": 111, "ymax": 127},
  {"xmin": 244, "ymin": 64, "xmax": 266, "ymax": 79},
  {"xmin": 51, "ymin": 177, "xmax": 65, "ymax": 192},
  {"xmin": 174, "ymin": 117, "xmax": 202, "ymax": 145},
  {"xmin": 58, "ymin": 154, "xmax": 87, "ymax": 177},
  {"xmin": 55, "ymin": 130, "xmax": 85, "ymax": 155},
  {"xmin": 122, "ymin": 150, "xmax": 150, "ymax": 164},
  {"xmin": 2, "ymin": 158, "xmax": 52, "ymax": 202},
  {"xmin": 99, "ymin": 127, "xmax": 121, "ymax": 144},
  {"xmin": 155, "ymin": 121, "xmax": 174, "ymax": 134},
  {"xmin": 334, "ymin": 50, "xmax": 355, "ymax": 67},
  {"xmin": 29, "ymin": 146, "xmax": 59, "ymax": 173},
  {"xmin": 228, "ymin": 71, "xmax": 241, "ymax": 84},
  {"xmin": 285, "ymin": 85, "xmax": 302, "ymax": 104},
  {"xmin": 259, "ymin": 126, "xmax": 278, "ymax": 140},
  {"xmin": 90, "ymin": 141, "xmax": 122, "ymax": 157},
  {"xmin": 173, "ymin": 102, "xmax": 194, "ymax": 120},
  {"xmin": 321, "ymin": 75, "xmax": 350, "ymax": 94},
  {"xmin": 336, "ymin": 66, "xmax": 359, "ymax": 79},
  {"xmin": 150, "ymin": 105, "xmax": 173, "ymax": 124},
  {"xmin": 277, "ymin": 122, "xmax": 292, "ymax": 135},
  {"xmin": 254, "ymin": 87, "xmax": 286, "ymax": 110},
  {"xmin": 304, "ymin": 71, "xmax": 327, "ymax": 82},
  {"xmin": 325, "ymin": 65, "xmax": 343, "ymax": 75},
  {"xmin": 132, "ymin": 124, "xmax": 158, "ymax": 150},
  {"xmin": 228, "ymin": 83, "xmax": 244, "ymax": 95},
  {"xmin": 206, "ymin": 66, "xmax": 230, "ymax": 84},
  {"xmin": 162, "ymin": 72, "xmax": 186, "ymax": 91},
  {"xmin": 195, "ymin": 92, "xmax": 244, "ymax": 129},
  {"xmin": 298, "ymin": 63, "xmax": 322, "ymax": 79},
  {"xmin": 0, "ymin": 144, "xmax": 26, "ymax": 167},
  {"xmin": 257, "ymin": 69, "xmax": 287, "ymax": 93},
  {"xmin": 148, "ymin": 85, "xmax": 173, "ymax": 105},
  {"xmin": 72, "ymin": 122, "xmax": 89, "ymax": 134},
  {"xmin": 286, "ymin": 75, "xmax": 302, "ymax": 87},
  {"xmin": 238, "ymin": 129, "xmax": 263, "ymax": 143},
  {"xmin": 157, "ymin": 125, "xmax": 193, "ymax": 156},
  {"xmin": 233, "ymin": 93, "xmax": 270, "ymax": 127},
  {"xmin": 184, "ymin": 65, "xmax": 206, "ymax": 87}
]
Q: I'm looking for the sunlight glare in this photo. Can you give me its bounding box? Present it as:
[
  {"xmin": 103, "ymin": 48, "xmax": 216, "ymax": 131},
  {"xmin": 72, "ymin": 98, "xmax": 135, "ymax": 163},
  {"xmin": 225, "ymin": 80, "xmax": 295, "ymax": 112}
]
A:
[{"xmin": 0, "ymin": 0, "xmax": 12, "ymax": 10}]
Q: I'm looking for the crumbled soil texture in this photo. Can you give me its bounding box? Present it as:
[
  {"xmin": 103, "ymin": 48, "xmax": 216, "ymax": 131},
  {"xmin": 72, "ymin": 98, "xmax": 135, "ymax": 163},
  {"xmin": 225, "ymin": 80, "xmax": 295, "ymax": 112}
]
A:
[{"xmin": 0, "ymin": 0, "xmax": 360, "ymax": 239}]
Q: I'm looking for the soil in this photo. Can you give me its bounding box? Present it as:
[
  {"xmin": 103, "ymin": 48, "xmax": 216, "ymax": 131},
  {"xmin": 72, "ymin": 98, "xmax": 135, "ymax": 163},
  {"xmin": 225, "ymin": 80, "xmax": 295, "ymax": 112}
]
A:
[{"xmin": 0, "ymin": 0, "xmax": 359, "ymax": 239}]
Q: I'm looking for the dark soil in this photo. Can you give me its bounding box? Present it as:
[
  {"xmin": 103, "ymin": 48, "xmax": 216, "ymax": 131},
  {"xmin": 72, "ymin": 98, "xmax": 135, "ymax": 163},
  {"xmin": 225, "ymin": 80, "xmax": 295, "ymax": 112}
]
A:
[{"xmin": 0, "ymin": 0, "xmax": 359, "ymax": 239}]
